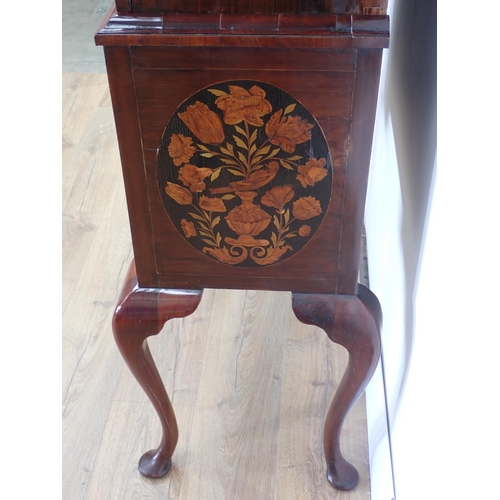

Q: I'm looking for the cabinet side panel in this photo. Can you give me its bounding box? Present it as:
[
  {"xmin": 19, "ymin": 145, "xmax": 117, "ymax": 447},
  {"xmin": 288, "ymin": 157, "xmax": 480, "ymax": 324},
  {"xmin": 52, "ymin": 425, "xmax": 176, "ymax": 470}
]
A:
[{"xmin": 130, "ymin": 48, "xmax": 357, "ymax": 293}]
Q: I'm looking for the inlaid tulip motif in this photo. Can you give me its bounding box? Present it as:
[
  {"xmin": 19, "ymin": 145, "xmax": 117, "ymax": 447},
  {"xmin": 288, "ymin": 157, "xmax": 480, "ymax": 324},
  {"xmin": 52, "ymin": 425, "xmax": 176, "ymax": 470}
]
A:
[{"xmin": 158, "ymin": 81, "xmax": 333, "ymax": 267}]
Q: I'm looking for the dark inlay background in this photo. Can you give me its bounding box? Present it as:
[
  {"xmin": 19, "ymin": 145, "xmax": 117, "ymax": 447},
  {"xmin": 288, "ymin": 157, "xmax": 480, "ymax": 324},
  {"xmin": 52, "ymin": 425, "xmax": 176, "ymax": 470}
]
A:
[{"xmin": 157, "ymin": 80, "xmax": 333, "ymax": 267}]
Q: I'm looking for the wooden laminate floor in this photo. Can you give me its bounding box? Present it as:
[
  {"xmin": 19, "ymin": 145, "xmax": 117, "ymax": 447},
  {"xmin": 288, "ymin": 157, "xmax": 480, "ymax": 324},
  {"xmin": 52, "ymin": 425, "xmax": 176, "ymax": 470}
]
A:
[{"xmin": 62, "ymin": 72, "xmax": 371, "ymax": 500}]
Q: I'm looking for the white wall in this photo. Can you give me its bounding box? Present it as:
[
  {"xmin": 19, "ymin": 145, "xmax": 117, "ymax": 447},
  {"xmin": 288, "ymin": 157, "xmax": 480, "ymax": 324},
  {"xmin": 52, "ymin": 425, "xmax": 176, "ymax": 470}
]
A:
[
  {"xmin": 365, "ymin": 2, "xmax": 500, "ymax": 500},
  {"xmin": 364, "ymin": 0, "xmax": 436, "ymax": 497}
]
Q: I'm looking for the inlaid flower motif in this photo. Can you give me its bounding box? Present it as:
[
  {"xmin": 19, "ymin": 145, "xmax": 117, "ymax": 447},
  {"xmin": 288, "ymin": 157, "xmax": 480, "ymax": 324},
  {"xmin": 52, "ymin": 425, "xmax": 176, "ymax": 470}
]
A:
[
  {"xmin": 178, "ymin": 164, "xmax": 213, "ymax": 192},
  {"xmin": 179, "ymin": 101, "xmax": 225, "ymax": 145},
  {"xmin": 168, "ymin": 134, "xmax": 196, "ymax": 166},
  {"xmin": 250, "ymin": 244, "xmax": 292, "ymax": 266},
  {"xmin": 215, "ymin": 85, "xmax": 272, "ymax": 126},
  {"xmin": 298, "ymin": 225, "xmax": 311, "ymax": 237},
  {"xmin": 165, "ymin": 182, "xmax": 193, "ymax": 205},
  {"xmin": 225, "ymin": 191, "xmax": 271, "ymax": 246},
  {"xmin": 203, "ymin": 245, "xmax": 248, "ymax": 265},
  {"xmin": 261, "ymin": 185, "xmax": 294, "ymax": 212},
  {"xmin": 265, "ymin": 110, "xmax": 314, "ymax": 153},
  {"xmin": 159, "ymin": 80, "xmax": 333, "ymax": 268},
  {"xmin": 199, "ymin": 195, "xmax": 226, "ymax": 213},
  {"xmin": 292, "ymin": 197, "xmax": 322, "ymax": 220},
  {"xmin": 181, "ymin": 219, "xmax": 197, "ymax": 238},
  {"xmin": 296, "ymin": 157, "xmax": 328, "ymax": 188}
]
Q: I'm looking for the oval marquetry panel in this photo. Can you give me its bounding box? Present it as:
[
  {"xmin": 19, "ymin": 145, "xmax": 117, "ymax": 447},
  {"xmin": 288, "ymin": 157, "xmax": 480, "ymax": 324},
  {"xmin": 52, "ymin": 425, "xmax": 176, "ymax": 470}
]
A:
[{"xmin": 157, "ymin": 80, "xmax": 333, "ymax": 267}]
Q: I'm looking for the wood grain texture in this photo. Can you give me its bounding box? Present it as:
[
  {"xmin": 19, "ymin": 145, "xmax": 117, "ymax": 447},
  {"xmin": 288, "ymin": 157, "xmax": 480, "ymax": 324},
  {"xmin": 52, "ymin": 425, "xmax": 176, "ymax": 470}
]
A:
[
  {"xmin": 130, "ymin": 46, "xmax": 357, "ymax": 72},
  {"xmin": 62, "ymin": 72, "xmax": 133, "ymax": 499},
  {"xmin": 62, "ymin": 73, "xmax": 371, "ymax": 499},
  {"xmin": 275, "ymin": 317, "xmax": 370, "ymax": 499}
]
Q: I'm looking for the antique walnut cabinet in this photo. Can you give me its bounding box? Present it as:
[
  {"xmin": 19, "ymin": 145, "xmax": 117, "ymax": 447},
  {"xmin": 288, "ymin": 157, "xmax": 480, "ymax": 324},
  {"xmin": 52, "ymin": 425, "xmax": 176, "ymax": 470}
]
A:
[{"xmin": 95, "ymin": 0, "xmax": 389, "ymax": 491}]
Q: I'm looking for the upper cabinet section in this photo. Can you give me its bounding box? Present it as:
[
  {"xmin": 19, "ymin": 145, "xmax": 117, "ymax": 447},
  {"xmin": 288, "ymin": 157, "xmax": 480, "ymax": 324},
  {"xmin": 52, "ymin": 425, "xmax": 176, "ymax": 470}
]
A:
[{"xmin": 117, "ymin": 0, "xmax": 388, "ymax": 15}]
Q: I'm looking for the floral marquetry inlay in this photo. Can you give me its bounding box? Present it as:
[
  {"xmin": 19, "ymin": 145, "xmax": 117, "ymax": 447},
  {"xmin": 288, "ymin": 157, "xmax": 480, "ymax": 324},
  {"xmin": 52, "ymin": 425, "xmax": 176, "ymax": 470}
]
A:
[{"xmin": 157, "ymin": 81, "xmax": 333, "ymax": 267}]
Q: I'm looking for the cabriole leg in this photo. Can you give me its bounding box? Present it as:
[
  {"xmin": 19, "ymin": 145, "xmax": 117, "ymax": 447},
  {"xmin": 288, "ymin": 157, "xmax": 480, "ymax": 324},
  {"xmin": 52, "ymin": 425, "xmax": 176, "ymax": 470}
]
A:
[
  {"xmin": 112, "ymin": 262, "xmax": 203, "ymax": 477},
  {"xmin": 292, "ymin": 284, "xmax": 382, "ymax": 490}
]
